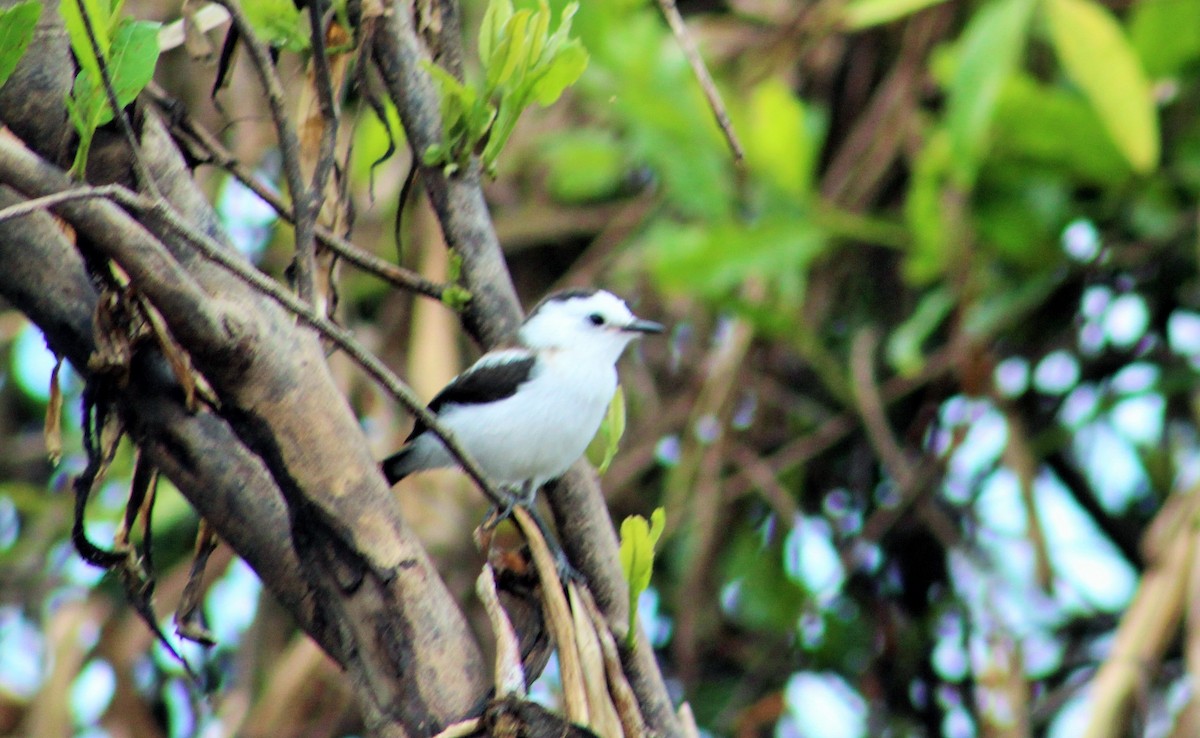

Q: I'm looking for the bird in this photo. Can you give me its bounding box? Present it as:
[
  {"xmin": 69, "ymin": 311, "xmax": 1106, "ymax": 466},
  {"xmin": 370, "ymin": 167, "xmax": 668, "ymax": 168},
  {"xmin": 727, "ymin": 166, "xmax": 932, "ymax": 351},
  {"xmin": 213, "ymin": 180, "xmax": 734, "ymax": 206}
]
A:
[{"xmin": 382, "ymin": 288, "xmax": 663, "ymax": 509}]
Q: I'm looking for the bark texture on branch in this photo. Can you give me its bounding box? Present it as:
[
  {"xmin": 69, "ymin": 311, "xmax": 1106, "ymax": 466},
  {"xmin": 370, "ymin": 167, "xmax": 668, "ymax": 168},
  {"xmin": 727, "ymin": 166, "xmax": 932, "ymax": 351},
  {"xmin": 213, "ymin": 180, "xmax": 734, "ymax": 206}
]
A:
[
  {"xmin": 0, "ymin": 2, "xmax": 489, "ymax": 735},
  {"xmin": 0, "ymin": 0, "xmax": 682, "ymax": 735}
]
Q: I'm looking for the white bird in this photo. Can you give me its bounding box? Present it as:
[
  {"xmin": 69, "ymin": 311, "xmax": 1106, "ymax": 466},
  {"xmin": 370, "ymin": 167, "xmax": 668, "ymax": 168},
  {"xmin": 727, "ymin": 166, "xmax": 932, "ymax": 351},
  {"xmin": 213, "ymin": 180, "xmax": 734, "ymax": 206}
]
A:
[{"xmin": 382, "ymin": 288, "xmax": 663, "ymax": 505}]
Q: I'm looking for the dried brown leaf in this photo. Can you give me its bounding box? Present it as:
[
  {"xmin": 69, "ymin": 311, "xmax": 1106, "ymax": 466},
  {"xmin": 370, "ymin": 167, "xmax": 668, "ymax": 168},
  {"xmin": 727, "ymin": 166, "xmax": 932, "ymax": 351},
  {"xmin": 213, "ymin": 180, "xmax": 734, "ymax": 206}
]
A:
[{"xmin": 44, "ymin": 355, "xmax": 63, "ymax": 465}]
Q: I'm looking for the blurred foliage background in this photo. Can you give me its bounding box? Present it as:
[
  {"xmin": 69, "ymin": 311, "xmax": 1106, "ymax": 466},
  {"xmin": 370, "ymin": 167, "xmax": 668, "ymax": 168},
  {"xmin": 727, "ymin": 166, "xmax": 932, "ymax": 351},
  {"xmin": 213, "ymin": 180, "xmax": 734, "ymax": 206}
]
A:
[{"xmin": 3, "ymin": 0, "xmax": 1200, "ymax": 735}]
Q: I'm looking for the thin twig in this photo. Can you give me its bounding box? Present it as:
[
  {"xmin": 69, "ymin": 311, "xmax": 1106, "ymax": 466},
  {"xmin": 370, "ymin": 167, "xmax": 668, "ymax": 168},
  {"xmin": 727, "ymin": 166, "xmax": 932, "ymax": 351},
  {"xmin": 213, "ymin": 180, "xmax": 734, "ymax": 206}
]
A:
[
  {"xmin": 845, "ymin": 328, "xmax": 953, "ymax": 559},
  {"xmin": 71, "ymin": 0, "xmax": 161, "ymax": 196},
  {"xmin": 0, "ymin": 185, "xmax": 130, "ymax": 224},
  {"xmin": 304, "ymin": 0, "xmax": 341, "ymax": 234},
  {"xmin": 654, "ymin": 0, "xmax": 744, "ymax": 166},
  {"xmin": 144, "ymin": 83, "xmax": 445, "ymax": 300},
  {"xmin": 850, "ymin": 328, "xmax": 915, "ymax": 489},
  {"xmin": 215, "ymin": 0, "xmax": 317, "ymax": 305}
]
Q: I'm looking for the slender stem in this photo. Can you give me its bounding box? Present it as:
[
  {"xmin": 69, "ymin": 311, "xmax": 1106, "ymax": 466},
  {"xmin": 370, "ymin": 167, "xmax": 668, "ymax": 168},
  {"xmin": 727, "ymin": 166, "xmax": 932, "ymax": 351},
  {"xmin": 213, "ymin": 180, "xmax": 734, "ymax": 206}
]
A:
[
  {"xmin": 144, "ymin": 83, "xmax": 446, "ymax": 300},
  {"xmin": 306, "ymin": 0, "xmax": 340, "ymax": 216},
  {"xmin": 215, "ymin": 0, "xmax": 317, "ymax": 305},
  {"xmin": 813, "ymin": 203, "xmax": 911, "ymax": 249},
  {"xmin": 71, "ymin": 0, "xmax": 160, "ymax": 195},
  {"xmin": 0, "ymin": 185, "xmax": 133, "ymax": 224},
  {"xmin": 145, "ymin": 195, "xmax": 504, "ymax": 505},
  {"xmin": 654, "ymin": 0, "xmax": 744, "ymax": 166},
  {"xmin": 1, "ymin": 148, "xmax": 500, "ymax": 506}
]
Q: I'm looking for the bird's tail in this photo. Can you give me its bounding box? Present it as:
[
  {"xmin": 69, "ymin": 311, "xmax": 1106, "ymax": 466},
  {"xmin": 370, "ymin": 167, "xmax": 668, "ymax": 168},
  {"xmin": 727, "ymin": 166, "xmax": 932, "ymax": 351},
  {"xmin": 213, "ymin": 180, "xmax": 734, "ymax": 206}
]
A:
[{"xmin": 381, "ymin": 446, "xmax": 417, "ymax": 485}]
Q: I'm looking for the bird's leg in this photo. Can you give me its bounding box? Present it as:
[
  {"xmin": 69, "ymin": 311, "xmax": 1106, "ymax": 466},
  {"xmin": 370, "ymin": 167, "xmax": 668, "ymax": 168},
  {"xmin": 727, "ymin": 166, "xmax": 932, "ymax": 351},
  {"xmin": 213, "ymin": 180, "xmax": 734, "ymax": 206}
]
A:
[
  {"xmin": 482, "ymin": 480, "xmax": 536, "ymax": 528},
  {"xmin": 517, "ymin": 480, "xmax": 537, "ymax": 507},
  {"xmin": 480, "ymin": 481, "xmax": 581, "ymax": 583},
  {"xmin": 482, "ymin": 484, "xmax": 524, "ymax": 530}
]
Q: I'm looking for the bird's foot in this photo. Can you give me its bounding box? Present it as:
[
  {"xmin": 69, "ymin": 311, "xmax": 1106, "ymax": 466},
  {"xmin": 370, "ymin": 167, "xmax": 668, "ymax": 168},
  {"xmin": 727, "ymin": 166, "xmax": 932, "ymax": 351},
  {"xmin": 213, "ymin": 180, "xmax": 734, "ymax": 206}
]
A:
[
  {"xmin": 550, "ymin": 546, "xmax": 583, "ymax": 585},
  {"xmin": 482, "ymin": 503, "xmax": 514, "ymax": 531},
  {"xmin": 482, "ymin": 481, "xmax": 540, "ymax": 529},
  {"xmin": 479, "ymin": 491, "xmax": 583, "ymax": 586}
]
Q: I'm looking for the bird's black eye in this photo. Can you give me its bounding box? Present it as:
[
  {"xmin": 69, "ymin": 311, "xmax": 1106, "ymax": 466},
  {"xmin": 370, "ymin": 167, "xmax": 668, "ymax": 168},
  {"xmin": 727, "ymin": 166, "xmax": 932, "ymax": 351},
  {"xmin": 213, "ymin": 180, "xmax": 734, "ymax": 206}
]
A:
[{"xmin": 588, "ymin": 313, "xmax": 605, "ymax": 326}]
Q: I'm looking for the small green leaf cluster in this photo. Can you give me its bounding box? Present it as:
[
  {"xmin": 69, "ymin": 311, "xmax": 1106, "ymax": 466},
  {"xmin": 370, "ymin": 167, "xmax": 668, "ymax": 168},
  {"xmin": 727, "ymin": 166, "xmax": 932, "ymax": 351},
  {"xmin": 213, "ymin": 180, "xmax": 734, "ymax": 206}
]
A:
[
  {"xmin": 439, "ymin": 249, "xmax": 474, "ymax": 310},
  {"xmin": 61, "ymin": 0, "xmax": 161, "ymax": 176},
  {"xmin": 0, "ymin": 1, "xmax": 41, "ymax": 91},
  {"xmin": 243, "ymin": 0, "xmax": 310, "ymax": 52},
  {"xmin": 423, "ymin": 0, "xmax": 588, "ymax": 175},
  {"xmin": 618, "ymin": 506, "xmax": 664, "ymax": 649}
]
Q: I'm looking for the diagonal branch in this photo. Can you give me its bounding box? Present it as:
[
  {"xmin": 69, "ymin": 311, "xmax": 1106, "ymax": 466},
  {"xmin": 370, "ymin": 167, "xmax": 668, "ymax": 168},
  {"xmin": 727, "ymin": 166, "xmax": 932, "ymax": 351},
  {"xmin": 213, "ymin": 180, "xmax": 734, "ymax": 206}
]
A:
[
  {"xmin": 0, "ymin": 127, "xmax": 492, "ymax": 733},
  {"xmin": 0, "ymin": 186, "xmax": 326, "ymax": 654},
  {"xmin": 0, "ymin": 132, "xmax": 505, "ymax": 508},
  {"xmin": 0, "ymin": 184, "xmax": 132, "ymax": 224}
]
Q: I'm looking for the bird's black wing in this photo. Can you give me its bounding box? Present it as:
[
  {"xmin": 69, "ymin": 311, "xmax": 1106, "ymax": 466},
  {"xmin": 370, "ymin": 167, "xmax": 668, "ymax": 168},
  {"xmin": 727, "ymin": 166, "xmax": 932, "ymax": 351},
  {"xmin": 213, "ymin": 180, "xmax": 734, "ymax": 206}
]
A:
[{"xmin": 406, "ymin": 350, "xmax": 538, "ymax": 441}]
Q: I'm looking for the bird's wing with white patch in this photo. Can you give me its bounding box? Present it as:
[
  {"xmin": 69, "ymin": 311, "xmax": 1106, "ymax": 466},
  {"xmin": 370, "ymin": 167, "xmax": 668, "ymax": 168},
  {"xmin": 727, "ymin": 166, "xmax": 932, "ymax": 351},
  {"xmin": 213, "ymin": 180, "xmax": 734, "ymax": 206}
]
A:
[{"xmin": 406, "ymin": 349, "xmax": 538, "ymax": 441}]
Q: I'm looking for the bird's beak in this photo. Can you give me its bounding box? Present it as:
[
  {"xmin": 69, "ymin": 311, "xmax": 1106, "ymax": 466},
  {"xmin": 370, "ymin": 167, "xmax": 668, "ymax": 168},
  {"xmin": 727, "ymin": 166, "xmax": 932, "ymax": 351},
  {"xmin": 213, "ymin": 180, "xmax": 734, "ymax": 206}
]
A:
[{"xmin": 623, "ymin": 318, "xmax": 665, "ymax": 334}]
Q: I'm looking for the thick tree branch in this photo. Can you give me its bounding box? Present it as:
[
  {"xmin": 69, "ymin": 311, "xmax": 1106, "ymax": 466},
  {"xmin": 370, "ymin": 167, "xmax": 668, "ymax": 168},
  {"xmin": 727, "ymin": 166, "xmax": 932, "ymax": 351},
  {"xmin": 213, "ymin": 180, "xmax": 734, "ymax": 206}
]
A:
[
  {"xmin": 0, "ymin": 187, "xmax": 325, "ymax": 651},
  {"xmin": 370, "ymin": 2, "xmax": 523, "ymax": 348},
  {"xmin": 0, "ymin": 5, "xmax": 491, "ymax": 733}
]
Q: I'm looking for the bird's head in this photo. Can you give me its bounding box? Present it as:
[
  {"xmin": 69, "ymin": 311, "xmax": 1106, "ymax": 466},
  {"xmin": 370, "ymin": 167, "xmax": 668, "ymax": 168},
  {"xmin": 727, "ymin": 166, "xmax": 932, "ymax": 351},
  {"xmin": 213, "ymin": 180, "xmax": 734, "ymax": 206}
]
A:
[{"xmin": 519, "ymin": 289, "xmax": 663, "ymax": 360}]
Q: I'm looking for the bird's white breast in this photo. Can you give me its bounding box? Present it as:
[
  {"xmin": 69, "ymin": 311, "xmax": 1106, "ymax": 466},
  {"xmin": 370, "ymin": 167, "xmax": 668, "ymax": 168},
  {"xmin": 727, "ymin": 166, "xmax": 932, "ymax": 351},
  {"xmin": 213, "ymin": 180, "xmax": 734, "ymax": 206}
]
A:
[{"xmin": 436, "ymin": 349, "xmax": 617, "ymax": 487}]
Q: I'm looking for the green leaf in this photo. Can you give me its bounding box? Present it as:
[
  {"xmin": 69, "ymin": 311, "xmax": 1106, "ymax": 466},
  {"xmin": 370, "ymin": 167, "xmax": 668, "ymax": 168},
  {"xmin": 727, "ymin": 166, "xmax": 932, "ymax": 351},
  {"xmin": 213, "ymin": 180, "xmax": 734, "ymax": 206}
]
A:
[
  {"xmin": 440, "ymin": 285, "xmax": 473, "ymax": 311},
  {"xmin": 69, "ymin": 19, "xmax": 160, "ymax": 130},
  {"xmin": 65, "ymin": 91, "xmax": 96, "ymax": 176},
  {"xmin": 842, "ymin": 0, "xmax": 952, "ymax": 30},
  {"xmin": 721, "ymin": 525, "xmax": 807, "ymax": 632},
  {"xmin": 1130, "ymin": 0, "xmax": 1200, "ymax": 77},
  {"xmin": 539, "ymin": 129, "xmax": 627, "ymax": 202},
  {"xmin": 903, "ymin": 129, "xmax": 954, "ymax": 283},
  {"xmin": 525, "ymin": 0, "xmax": 551, "ymax": 71},
  {"xmin": 944, "ymin": 0, "xmax": 1036, "ymax": 187},
  {"xmin": 0, "ymin": 2, "xmax": 41, "ymax": 90},
  {"xmin": 422, "ymin": 60, "xmax": 495, "ymax": 168},
  {"xmin": 429, "ymin": 0, "xmax": 585, "ymax": 173},
  {"xmin": 1046, "ymin": 0, "xmax": 1160, "ymax": 173},
  {"xmin": 94, "ymin": 19, "xmax": 160, "ymax": 125},
  {"xmin": 586, "ymin": 386, "xmax": 626, "ymax": 475},
  {"xmin": 530, "ymin": 40, "xmax": 587, "ymax": 105},
  {"xmin": 492, "ymin": 9, "xmax": 532, "ymax": 88},
  {"xmin": 742, "ymin": 77, "xmax": 815, "ymax": 199},
  {"xmin": 647, "ymin": 212, "xmax": 827, "ymax": 303},
  {"xmin": 991, "ymin": 73, "xmax": 1131, "ymax": 184},
  {"xmin": 974, "ymin": 170, "xmax": 1071, "ymax": 266},
  {"xmin": 69, "ymin": 67, "xmax": 106, "ymax": 137},
  {"xmin": 61, "ymin": 0, "xmax": 115, "ymax": 81},
  {"xmin": 478, "ymin": 0, "xmax": 513, "ymax": 65},
  {"xmin": 648, "ymin": 507, "xmax": 665, "ymax": 546},
  {"xmin": 242, "ymin": 0, "xmax": 308, "ymax": 51},
  {"xmin": 619, "ymin": 507, "xmax": 666, "ymax": 647}
]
